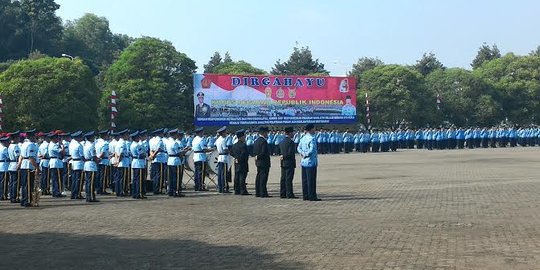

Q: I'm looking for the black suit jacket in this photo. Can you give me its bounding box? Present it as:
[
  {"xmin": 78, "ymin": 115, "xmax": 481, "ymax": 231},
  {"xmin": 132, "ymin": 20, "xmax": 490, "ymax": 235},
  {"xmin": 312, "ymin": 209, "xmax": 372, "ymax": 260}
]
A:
[
  {"xmin": 231, "ymin": 141, "xmax": 249, "ymax": 173},
  {"xmin": 279, "ymin": 136, "xmax": 296, "ymax": 168},
  {"xmin": 253, "ymin": 136, "xmax": 271, "ymax": 168}
]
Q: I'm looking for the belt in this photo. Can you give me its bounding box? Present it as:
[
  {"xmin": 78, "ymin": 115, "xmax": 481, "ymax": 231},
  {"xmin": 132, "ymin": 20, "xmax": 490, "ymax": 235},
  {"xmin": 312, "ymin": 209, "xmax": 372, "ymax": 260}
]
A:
[
  {"xmin": 168, "ymin": 154, "xmax": 180, "ymax": 157},
  {"xmin": 131, "ymin": 155, "xmax": 146, "ymax": 159},
  {"xmin": 9, "ymin": 159, "xmax": 17, "ymax": 162},
  {"xmin": 51, "ymin": 157, "xmax": 62, "ymax": 159},
  {"xmin": 71, "ymin": 158, "xmax": 81, "ymax": 161},
  {"xmin": 194, "ymin": 151, "xmax": 204, "ymax": 153},
  {"xmin": 218, "ymin": 153, "xmax": 228, "ymax": 155},
  {"xmin": 41, "ymin": 158, "xmax": 49, "ymax": 160}
]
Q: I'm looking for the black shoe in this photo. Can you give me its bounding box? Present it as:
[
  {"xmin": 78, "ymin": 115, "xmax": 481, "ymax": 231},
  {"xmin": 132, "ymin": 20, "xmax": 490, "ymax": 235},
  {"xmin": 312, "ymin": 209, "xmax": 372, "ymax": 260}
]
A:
[
  {"xmin": 176, "ymin": 193, "xmax": 185, "ymax": 197},
  {"xmin": 87, "ymin": 199, "xmax": 100, "ymax": 203},
  {"xmin": 309, "ymin": 198, "xmax": 322, "ymax": 201},
  {"xmin": 288, "ymin": 195, "xmax": 299, "ymax": 199},
  {"xmin": 101, "ymin": 191, "xmax": 111, "ymax": 195},
  {"xmin": 11, "ymin": 199, "xmax": 21, "ymax": 203},
  {"xmin": 223, "ymin": 191, "xmax": 232, "ymax": 194},
  {"xmin": 77, "ymin": 196, "xmax": 85, "ymax": 200},
  {"xmin": 261, "ymin": 195, "xmax": 272, "ymax": 198},
  {"xmin": 280, "ymin": 196, "xmax": 287, "ymax": 199},
  {"xmin": 241, "ymin": 192, "xmax": 251, "ymax": 196}
]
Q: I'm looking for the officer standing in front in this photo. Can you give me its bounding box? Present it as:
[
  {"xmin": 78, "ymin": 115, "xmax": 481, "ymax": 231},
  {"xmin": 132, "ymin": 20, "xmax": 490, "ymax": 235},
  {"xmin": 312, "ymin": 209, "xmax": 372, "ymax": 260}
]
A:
[
  {"xmin": 48, "ymin": 131, "xmax": 65, "ymax": 198},
  {"xmin": 215, "ymin": 126, "xmax": 230, "ymax": 193},
  {"xmin": 19, "ymin": 130, "xmax": 40, "ymax": 207},
  {"xmin": 69, "ymin": 131, "xmax": 84, "ymax": 200},
  {"xmin": 253, "ymin": 126, "xmax": 271, "ymax": 198},
  {"xmin": 0, "ymin": 135, "xmax": 10, "ymax": 200},
  {"xmin": 8, "ymin": 131, "xmax": 21, "ymax": 203},
  {"xmin": 191, "ymin": 127, "xmax": 213, "ymax": 191},
  {"xmin": 279, "ymin": 127, "xmax": 298, "ymax": 199},
  {"xmin": 297, "ymin": 124, "xmax": 321, "ymax": 201},
  {"xmin": 231, "ymin": 130, "xmax": 250, "ymax": 195},
  {"xmin": 130, "ymin": 131, "xmax": 147, "ymax": 199},
  {"xmin": 83, "ymin": 131, "xmax": 100, "ymax": 202}
]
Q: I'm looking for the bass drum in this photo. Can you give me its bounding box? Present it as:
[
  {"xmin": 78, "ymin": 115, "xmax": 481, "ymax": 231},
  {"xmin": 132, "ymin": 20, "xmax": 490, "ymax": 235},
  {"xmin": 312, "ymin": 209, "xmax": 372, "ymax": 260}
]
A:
[
  {"xmin": 185, "ymin": 150, "xmax": 195, "ymax": 172},
  {"xmin": 207, "ymin": 150, "xmax": 219, "ymax": 175}
]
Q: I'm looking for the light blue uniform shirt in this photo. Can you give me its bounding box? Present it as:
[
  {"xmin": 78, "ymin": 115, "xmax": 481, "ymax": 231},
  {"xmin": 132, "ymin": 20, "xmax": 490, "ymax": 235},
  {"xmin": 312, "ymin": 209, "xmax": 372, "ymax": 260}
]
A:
[
  {"xmin": 149, "ymin": 136, "xmax": 167, "ymax": 163},
  {"xmin": 0, "ymin": 144, "xmax": 9, "ymax": 172},
  {"xmin": 20, "ymin": 139, "xmax": 38, "ymax": 170},
  {"xmin": 165, "ymin": 137, "xmax": 182, "ymax": 166},
  {"xmin": 95, "ymin": 138, "xmax": 110, "ymax": 166},
  {"xmin": 8, "ymin": 143, "xmax": 20, "ymax": 172},
  {"xmin": 115, "ymin": 139, "xmax": 130, "ymax": 168},
  {"xmin": 297, "ymin": 133, "xmax": 317, "ymax": 167},
  {"xmin": 69, "ymin": 139, "xmax": 84, "ymax": 170},
  {"xmin": 38, "ymin": 141, "xmax": 50, "ymax": 168},
  {"xmin": 130, "ymin": 141, "xmax": 146, "ymax": 169},
  {"xmin": 83, "ymin": 141, "xmax": 98, "ymax": 172},
  {"xmin": 48, "ymin": 142, "xmax": 64, "ymax": 169},
  {"xmin": 191, "ymin": 136, "xmax": 207, "ymax": 162}
]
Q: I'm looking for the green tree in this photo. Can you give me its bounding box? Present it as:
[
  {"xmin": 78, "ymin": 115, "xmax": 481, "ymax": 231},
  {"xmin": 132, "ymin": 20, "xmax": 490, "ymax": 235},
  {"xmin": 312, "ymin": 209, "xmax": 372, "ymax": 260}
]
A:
[
  {"xmin": 414, "ymin": 52, "xmax": 445, "ymax": 76},
  {"xmin": 0, "ymin": 0, "xmax": 27, "ymax": 61},
  {"xmin": 474, "ymin": 53, "xmax": 540, "ymax": 124},
  {"xmin": 358, "ymin": 65, "xmax": 428, "ymax": 127},
  {"xmin": 425, "ymin": 68, "xmax": 497, "ymax": 126},
  {"xmin": 213, "ymin": 60, "xmax": 266, "ymax": 75},
  {"xmin": 203, "ymin": 51, "xmax": 222, "ymax": 73},
  {"xmin": 0, "ymin": 57, "xmax": 99, "ymax": 130},
  {"xmin": 530, "ymin": 45, "xmax": 540, "ymax": 57},
  {"xmin": 349, "ymin": 57, "xmax": 383, "ymax": 77},
  {"xmin": 103, "ymin": 37, "xmax": 197, "ymax": 129},
  {"xmin": 471, "ymin": 43, "xmax": 501, "ymax": 69},
  {"xmin": 223, "ymin": 51, "xmax": 233, "ymax": 64},
  {"xmin": 272, "ymin": 46, "xmax": 329, "ymax": 75},
  {"xmin": 20, "ymin": 0, "xmax": 63, "ymax": 56},
  {"xmin": 62, "ymin": 13, "xmax": 132, "ymax": 75}
]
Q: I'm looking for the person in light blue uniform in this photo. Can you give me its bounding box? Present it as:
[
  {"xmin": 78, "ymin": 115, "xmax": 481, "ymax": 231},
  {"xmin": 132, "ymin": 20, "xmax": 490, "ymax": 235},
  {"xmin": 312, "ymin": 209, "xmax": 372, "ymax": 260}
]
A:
[
  {"xmin": 95, "ymin": 130, "xmax": 111, "ymax": 195},
  {"xmin": 447, "ymin": 127, "xmax": 456, "ymax": 149},
  {"xmin": 165, "ymin": 129, "xmax": 186, "ymax": 197},
  {"xmin": 371, "ymin": 129, "xmax": 380, "ymax": 152},
  {"xmin": 8, "ymin": 131, "xmax": 21, "ymax": 203},
  {"xmin": 130, "ymin": 131, "xmax": 147, "ymax": 199},
  {"xmin": 61, "ymin": 133, "xmax": 72, "ymax": 191},
  {"xmin": 114, "ymin": 130, "xmax": 130, "ymax": 197},
  {"xmin": 390, "ymin": 129, "xmax": 398, "ymax": 152},
  {"xmin": 415, "ymin": 129, "xmax": 424, "ymax": 149},
  {"xmin": 273, "ymin": 131, "xmax": 283, "ymax": 156},
  {"xmin": 343, "ymin": 128, "xmax": 354, "ymax": 153},
  {"xmin": 149, "ymin": 129, "xmax": 168, "ymax": 194},
  {"xmin": 509, "ymin": 127, "xmax": 517, "ymax": 147},
  {"xmin": 456, "ymin": 128, "xmax": 465, "ymax": 149},
  {"xmin": 267, "ymin": 131, "xmax": 275, "ymax": 156},
  {"xmin": 0, "ymin": 136, "xmax": 10, "ymax": 200},
  {"xmin": 360, "ymin": 130, "xmax": 370, "ymax": 153},
  {"xmin": 69, "ymin": 131, "xmax": 85, "ymax": 200},
  {"xmin": 83, "ymin": 131, "xmax": 99, "ymax": 202},
  {"xmin": 19, "ymin": 130, "xmax": 40, "ymax": 207},
  {"xmin": 480, "ymin": 128, "xmax": 489, "ymax": 148},
  {"xmin": 246, "ymin": 131, "xmax": 255, "ymax": 156},
  {"xmin": 293, "ymin": 131, "xmax": 301, "ymax": 152},
  {"xmin": 48, "ymin": 132, "xmax": 65, "ymax": 198},
  {"xmin": 297, "ymin": 123, "xmax": 320, "ymax": 201},
  {"xmin": 380, "ymin": 130, "xmax": 389, "ymax": 152},
  {"xmin": 353, "ymin": 131, "xmax": 361, "ymax": 152},
  {"xmin": 316, "ymin": 129, "xmax": 323, "ymax": 154},
  {"xmin": 37, "ymin": 133, "xmax": 51, "ymax": 195}
]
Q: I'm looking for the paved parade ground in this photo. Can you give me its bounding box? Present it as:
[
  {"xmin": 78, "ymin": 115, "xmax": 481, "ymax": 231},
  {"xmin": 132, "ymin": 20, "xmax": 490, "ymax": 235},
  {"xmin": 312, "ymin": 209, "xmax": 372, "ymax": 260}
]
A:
[{"xmin": 1, "ymin": 147, "xmax": 540, "ymax": 270}]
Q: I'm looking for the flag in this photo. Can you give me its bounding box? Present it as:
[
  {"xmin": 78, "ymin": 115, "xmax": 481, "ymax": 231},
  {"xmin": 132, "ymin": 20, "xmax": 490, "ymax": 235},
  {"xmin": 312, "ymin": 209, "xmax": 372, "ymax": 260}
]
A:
[
  {"xmin": 111, "ymin": 90, "xmax": 117, "ymax": 130},
  {"xmin": 436, "ymin": 93, "xmax": 442, "ymax": 110}
]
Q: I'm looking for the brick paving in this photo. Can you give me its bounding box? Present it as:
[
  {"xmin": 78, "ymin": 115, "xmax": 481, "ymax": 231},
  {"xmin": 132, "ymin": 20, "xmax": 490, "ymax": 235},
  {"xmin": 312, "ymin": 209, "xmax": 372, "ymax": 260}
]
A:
[{"xmin": 1, "ymin": 147, "xmax": 540, "ymax": 269}]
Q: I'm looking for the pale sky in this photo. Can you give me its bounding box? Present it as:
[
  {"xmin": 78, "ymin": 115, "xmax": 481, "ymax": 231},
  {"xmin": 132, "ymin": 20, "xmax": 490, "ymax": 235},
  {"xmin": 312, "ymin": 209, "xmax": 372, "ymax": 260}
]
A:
[{"xmin": 55, "ymin": 0, "xmax": 540, "ymax": 75}]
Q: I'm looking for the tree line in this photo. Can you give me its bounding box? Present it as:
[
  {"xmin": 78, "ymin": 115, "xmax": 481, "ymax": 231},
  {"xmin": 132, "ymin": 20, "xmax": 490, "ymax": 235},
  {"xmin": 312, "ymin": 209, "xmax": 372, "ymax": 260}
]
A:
[{"xmin": 0, "ymin": 0, "xmax": 539, "ymax": 131}]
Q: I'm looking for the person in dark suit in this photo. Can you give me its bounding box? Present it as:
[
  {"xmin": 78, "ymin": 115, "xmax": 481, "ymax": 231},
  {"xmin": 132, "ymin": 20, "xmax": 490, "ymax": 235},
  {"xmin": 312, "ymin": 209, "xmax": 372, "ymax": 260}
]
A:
[
  {"xmin": 231, "ymin": 130, "xmax": 250, "ymax": 195},
  {"xmin": 279, "ymin": 127, "xmax": 298, "ymax": 199},
  {"xmin": 252, "ymin": 126, "xmax": 271, "ymax": 198}
]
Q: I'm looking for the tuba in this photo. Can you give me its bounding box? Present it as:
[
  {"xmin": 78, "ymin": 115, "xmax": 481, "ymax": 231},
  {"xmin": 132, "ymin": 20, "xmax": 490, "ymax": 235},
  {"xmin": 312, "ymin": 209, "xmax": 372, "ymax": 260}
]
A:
[{"xmin": 30, "ymin": 170, "xmax": 41, "ymax": 207}]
